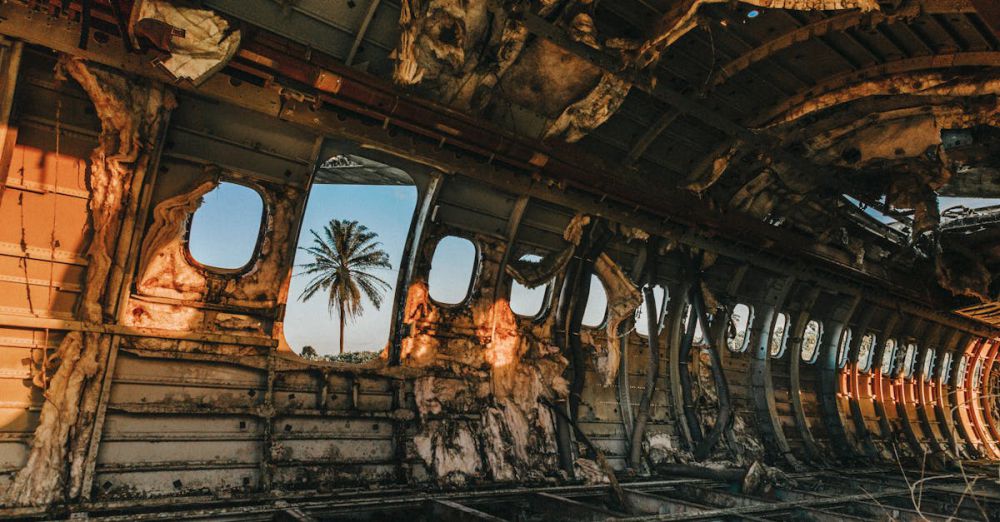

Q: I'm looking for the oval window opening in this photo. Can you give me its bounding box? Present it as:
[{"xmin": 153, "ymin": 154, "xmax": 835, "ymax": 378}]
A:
[
  {"xmin": 510, "ymin": 255, "xmax": 547, "ymax": 317},
  {"xmin": 635, "ymin": 286, "xmax": 666, "ymax": 337},
  {"xmin": 902, "ymin": 342, "xmax": 918, "ymax": 378},
  {"xmin": 956, "ymin": 355, "xmax": 969, "ymax": 387},
  {"xmin": 881, "ymin": 339, "xmax": 897, "ymax": 375},
  {"xmin": 801, "ymin": 320, "xmax": 822, "ymax": 363},
  {"xmin": 939, "ymin": 352, "xmax": 953, "ymax": 385},
  {"xmin": 682, "ymin": 305, "xmax": 706, "ymax": 345},
  {"xmin": 922, "ymin": 348, "xmax": 936, "ymax": 382},
  {"xmin": 857, "ymin": 333, "xmax": 876, "ymax": 373},
  {"xmin": 837, "ymin": 328, "xmax": 853, "ymax": 368},
  {"xmin": 429, "ymin": 236, "xmax": 476, "ymax": 305},
  {"xmin": 188, "ymin": 182, "xmax": 264, "ymax": 270},
  {"xmin": 769, "ymin": 312, "xmax": 789, "ymax": 358},
  {"xmin": 581, "ymin": 275, "xmax": 608, "ymax": 328},
  {"xmin": 726, "ymin": 304, "xmax": 753, "ymax": 353}
]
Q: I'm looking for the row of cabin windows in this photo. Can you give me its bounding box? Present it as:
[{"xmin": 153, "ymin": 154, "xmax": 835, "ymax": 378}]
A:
[
  {"xmin": 189, "ymin": 182, "xmax": 991, "ymax": 374},
  {"xmin": 426, "ymin": 237, "xmax": 612, "ymax": 324},
  {"xmin": 205, "ymin": 181, "xmax": 989, "ymax": 377},
  {"xmin": 188, "ymin": 193, "xmax": 613, "ymax": 325},
  {"xmin": 375, "ymin": 230, "xmax": 992, "ymax": 386},
  {"xmin": 423, "ymin": 236, "xmax": 988, "ymax": 388},
  {"xmin": 424, "ymin": 235, "xmax": 986, "ymax": 385},
  {"xmin": 722, "ymin": 304, "xmax": 979, "ymax": 386}
]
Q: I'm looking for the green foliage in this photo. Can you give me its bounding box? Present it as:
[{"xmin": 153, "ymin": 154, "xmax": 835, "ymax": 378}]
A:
[
  {"xmin": 298, "ymin": 219, "xmax": 392, "ymax": 354},
  {"xmin": 320, "ymin": 351, "xmax": 380, "ymax": 364}
]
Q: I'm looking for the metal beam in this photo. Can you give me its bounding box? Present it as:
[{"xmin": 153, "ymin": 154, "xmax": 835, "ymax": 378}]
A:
[
  {"xmin": 345, "ymin": 0, "xmax": 382, "ymax": 66},
  {"xmin": 0, "ymin": 313, "xmax": 278, "ymax": 347},
  {"xmin": 816, "ymin": 293, "xmax": 865, "ymax": 461},
  {"xmin": 710, "ymin": 5, "xmax": 929, "ymax": 89},
  {"xmin": 973, "ymin": 0, "xmax": 1000, "ymax": 37},
  {"xmin": 621, "ymin": 488, "xmax": 711, "ymax": 515},
  {"xmin": 528, "ymin": 492, "xmax": 624, "ymax": 521},
  {"xmin": 623, "ymin": 110, "xmax": 680, "ymax": 167},
  {"xmin": 758, "ymin": 51, "xmax": 1000, "ymax": 125},
  {"xmin": 429, "ymin": 500, "xmax": 508, "ymax": 521},
  {"xmin": 844, "ymin": 303, "xmax": 884, "ymax": 460}
]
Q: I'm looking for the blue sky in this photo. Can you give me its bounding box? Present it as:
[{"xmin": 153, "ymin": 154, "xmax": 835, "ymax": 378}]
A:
[
  {"xmin": 285, "ymin": 184, "xmax": 417, "ymax": 355},
  {"xmin": 843, "ymin": 195, "xmax": 1000, "ymax": 224},
  {"xmin": 189, "ymin": 182, "xmax": 265, "ymax": 269}
]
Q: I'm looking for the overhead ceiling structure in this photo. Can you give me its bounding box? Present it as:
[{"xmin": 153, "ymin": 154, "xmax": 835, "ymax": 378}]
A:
[
  {"xmin": 2, "ymin": 1, "xmax": 1000, "ymax": 520},
  {"xmin": 198, "ymin": 0, "xmax": 1000, "ymax": 311}
]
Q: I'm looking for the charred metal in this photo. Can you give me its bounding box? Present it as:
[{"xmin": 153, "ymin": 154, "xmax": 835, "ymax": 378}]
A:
[{"xmin": 1, "ymin": 1, "xmax": 1000, "ymax": 521}]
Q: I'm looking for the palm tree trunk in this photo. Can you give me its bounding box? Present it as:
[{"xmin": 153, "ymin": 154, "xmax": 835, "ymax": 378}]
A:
[{"xmin": 338, "ymin": 305, "xmax": 346, "ymax": 355}]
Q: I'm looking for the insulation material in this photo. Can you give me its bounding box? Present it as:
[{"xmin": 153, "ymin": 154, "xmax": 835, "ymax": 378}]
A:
[
  {"xmin": 741, "ymin": 461, "xmax": 794, "ymax": 496},
  {"xmin": 124, "ymin": 299, "xmax": 265, "ymax": 334},
  {"xmin": 398, "ymin": 279, "xmax": 442, "ymax": 366},
  {"xmin": 135, "ymin": 179, "xmax": 217, "ymax": 301},
  {"xmin": 507, "ymin": 213, "xmax": 591, "ymax": 288},
  {"xmin": 563, "ymin": 213, "xmax": 591, "ymax": 245},
  {"xmin": 729, "ymin": 170, "xmax": 781, "ymax": 219},
  {"xmin": 507, "ymin": 247, "xmax": 574, "ymax": 288},
  {"xmin": 633, "ymin": 0, "xmax": 878, "ymax": 70},
  {"xmin": 591, "ymin": 253, "xmax": 642, "ymax": 387},
  {"xmin": 544, "ymin": 73, "xmax": 631, "ymax": 143},
  {"xmin": 646, "ymin": 433, "xmax": 688, "ymax": 465},
  {"xmin": 936, "ymin": 248, "xmax": 994, "ymax": 302},
  {"xmin": 4, "ymin": 58, "xmax": 173, "ymax": 507},
  {"xmin": 574, "ymin": 458, "xmax": 609, "ymax": 484},
  {"xmin": 129, "ymin": 0, "xmax": 241, "ymax": 84},
  {"xmin": 499, "ymin": 38, "xmax": 604, "ymax": 117},
  {"xmin": 123, "ymin": 336, "xmax": 261, "ymax": 358},
  {"xmin": 690, "ymin": 348, "xmax": 763, "ymax": 466},
  {"xmin": 135, "ymin": 179, "xmax": 300, "ymax": 310},
  {"xmin": 687, "ymin": 143, "xmax": 741, "ymax": 194},
  {"xmin": 786, "ymin": 99, "xmax": 1000, "ymax": 164},
  {"xmin": 393, "ymin": 0, "xmax": 527, "ymax": 112},
  {"xmin": 768, "ymin": 72, "xmax": 1000, "ymax": 127},
  {"xmin": 809, "ymin": 115, "xmax": 946, "ymax": 166},
  {"xmin": 3, "ymin": 332, "xmax": 102, "ymax": 506},
  {"xmin": 393, "ymin": 2, "xmax": 627, "ymax": 141},
  {"xmin": 412, "ymin": 422, "xmax": 482, "ymax": 486},
  {"xmin": 401, "ymin": 233, "xmax": 567, "ymax": 485}
]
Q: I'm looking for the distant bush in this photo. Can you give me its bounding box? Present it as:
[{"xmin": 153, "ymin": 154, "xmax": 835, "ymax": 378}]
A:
[{"xmin": 321, "ymin": 351, "xmax": 381, "ymax": 364}]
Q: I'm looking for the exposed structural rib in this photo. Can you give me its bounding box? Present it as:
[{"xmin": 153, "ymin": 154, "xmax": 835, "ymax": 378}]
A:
[
  {"xmin": 691, "ymin": 275, "xmax": 733, "ymax": 461},
  {"xmin": 708, "ymin": 4, "xmax": 955, "ymax": 89},
  {"xmin": 629, "ymin": 240, "xmax": 662, "ymax": 470},
  {"xmin": 759, "ymin": 52, "xmax": 1000, "ymax": 126},
  {"xmin": 748, "ymin": 276, "xmax": 796, "ymax": 466}
]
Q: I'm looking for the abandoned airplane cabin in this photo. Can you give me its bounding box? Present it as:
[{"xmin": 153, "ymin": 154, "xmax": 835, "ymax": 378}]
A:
[{"xmin": 4, "ymin": 0, "xmax": 1000, "ymax": 520}]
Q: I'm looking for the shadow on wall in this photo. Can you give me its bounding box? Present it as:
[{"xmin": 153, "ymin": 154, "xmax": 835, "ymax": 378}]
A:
[{"xmin": 0, "ymin": 142, "xmax": 92, "ymax": 478}]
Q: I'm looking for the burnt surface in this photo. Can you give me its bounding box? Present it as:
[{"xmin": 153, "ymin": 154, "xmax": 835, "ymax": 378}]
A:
[{"xmin": 1, "ymin": 1, "xmax": 1000, "ymax": 520}]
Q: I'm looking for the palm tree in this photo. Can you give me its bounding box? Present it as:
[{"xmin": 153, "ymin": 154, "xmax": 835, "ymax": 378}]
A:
[{"xmin": 298, "ymin": 219, "xmax": 392, "ymax": 355}]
